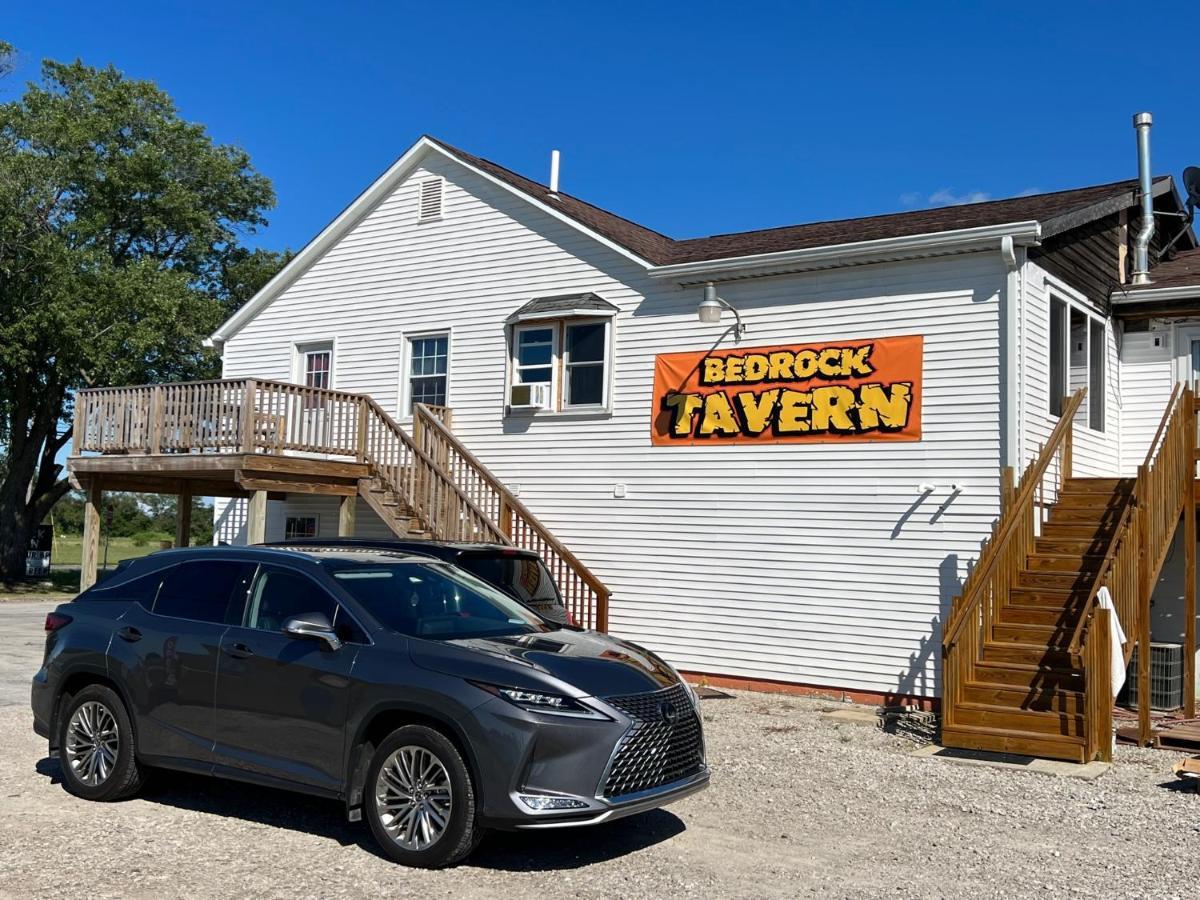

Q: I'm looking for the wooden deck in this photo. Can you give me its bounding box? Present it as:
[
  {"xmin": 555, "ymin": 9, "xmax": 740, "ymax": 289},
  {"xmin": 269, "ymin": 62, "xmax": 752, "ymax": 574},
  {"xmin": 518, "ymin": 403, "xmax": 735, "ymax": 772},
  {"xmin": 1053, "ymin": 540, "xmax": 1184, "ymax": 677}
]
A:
[
  {"xmin": 70, "ymin": 452, "xmax": 368, "ymax": 498},
  {"xmin": 66, "ymin": 378, "xmax": 612, "ymax": 631}
]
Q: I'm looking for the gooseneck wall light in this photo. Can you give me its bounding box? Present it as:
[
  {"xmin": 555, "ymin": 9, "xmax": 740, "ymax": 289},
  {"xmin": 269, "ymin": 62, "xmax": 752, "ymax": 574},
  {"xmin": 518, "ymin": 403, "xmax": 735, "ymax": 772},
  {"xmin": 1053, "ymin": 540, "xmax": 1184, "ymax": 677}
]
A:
[{"xmin": 697, "ymin": 282, "xmax": 746, "ymax": 338}]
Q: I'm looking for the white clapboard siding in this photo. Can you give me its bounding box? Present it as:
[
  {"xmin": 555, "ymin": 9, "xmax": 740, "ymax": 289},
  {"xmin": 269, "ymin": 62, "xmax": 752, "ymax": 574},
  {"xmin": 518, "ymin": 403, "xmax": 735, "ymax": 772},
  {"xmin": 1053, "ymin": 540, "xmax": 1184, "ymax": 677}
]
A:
[
  {"xmin": 1119, "ymin": 327, "xmax": 1178, "ymax": 474},
  {"xmin": 1018, "ymin": 262, "xmax": 1121, "ymax": 477},
  {"xmin": 220, "ymin": 151, "xmax": 1010, "ymax": 698}
]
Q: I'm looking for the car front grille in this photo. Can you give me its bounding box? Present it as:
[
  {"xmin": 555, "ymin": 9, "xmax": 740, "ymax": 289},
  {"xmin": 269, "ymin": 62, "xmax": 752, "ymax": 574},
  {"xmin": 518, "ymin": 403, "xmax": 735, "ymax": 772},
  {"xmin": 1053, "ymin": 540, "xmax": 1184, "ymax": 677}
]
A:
[{"xmin": 602, "ymin": 683, "xmax": 704, "ymax": 799}]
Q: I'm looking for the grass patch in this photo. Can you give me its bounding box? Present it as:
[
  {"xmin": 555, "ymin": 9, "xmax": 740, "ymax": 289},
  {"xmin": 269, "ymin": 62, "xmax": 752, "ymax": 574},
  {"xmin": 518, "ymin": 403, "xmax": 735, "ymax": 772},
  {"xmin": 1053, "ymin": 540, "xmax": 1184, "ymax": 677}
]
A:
[{"xmin": 49, "ymin": 534, "xmax": 172, "ymax": 567}]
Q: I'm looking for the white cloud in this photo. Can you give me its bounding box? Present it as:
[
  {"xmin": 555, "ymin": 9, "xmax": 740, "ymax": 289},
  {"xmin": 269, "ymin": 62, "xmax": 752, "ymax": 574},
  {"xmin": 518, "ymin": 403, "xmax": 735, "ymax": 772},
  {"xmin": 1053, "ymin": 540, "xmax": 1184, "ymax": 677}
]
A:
[{"xmin": 926, "ymin": 188, "xmax": 992, "ymax": 207}]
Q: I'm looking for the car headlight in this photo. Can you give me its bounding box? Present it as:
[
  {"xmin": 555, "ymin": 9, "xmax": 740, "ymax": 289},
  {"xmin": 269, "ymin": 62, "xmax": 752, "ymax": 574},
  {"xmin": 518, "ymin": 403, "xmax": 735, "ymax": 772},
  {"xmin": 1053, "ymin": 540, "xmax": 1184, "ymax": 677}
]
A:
[
  {"xmin": 681, "ymin": 678, "xmax": 701, "ymax": 710},
  {"xmin": 471, "ymin": 682, "xmax": 608, "ymax": 719}
]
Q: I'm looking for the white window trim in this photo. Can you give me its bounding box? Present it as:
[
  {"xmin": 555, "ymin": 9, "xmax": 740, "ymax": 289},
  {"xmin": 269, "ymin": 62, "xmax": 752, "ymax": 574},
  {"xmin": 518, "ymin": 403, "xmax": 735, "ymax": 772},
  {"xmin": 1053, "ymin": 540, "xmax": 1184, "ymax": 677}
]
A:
[
  {"xmin": 284, "ymin": 515, "xmax": 320, "ymax": 540},
  {"xmin": 511, "ymin": 322, "xmax": 559, "ymax": 412},
  {"xmin": 506, "ymin": 316, "xmax": 614, "ymax": 417},
  {"xmin": 293, "ymin": 338, "xmax": 337, "ymax": 390},
  {"xmin": 399, "ymin": 328, "xmax": 452, "ymax": 420},
  {"xmin": 1046, "ymin": 282, "xmax": 1106, "ymax": 433},
  {"xmin": 562, "ymin": 317, "xmax": 611, "ymax": 411}
]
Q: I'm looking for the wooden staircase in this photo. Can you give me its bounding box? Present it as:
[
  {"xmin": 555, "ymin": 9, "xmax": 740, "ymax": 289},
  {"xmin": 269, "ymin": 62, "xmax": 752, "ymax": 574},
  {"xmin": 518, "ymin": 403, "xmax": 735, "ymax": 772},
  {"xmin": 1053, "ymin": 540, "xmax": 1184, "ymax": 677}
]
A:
[
  {"xmin": 943, "ymin": 476, "xmax": 1133, "ymax": 761},
  {"xmin": 943, "ymin": 386, "xmax": 1197, "ymax": 763}
]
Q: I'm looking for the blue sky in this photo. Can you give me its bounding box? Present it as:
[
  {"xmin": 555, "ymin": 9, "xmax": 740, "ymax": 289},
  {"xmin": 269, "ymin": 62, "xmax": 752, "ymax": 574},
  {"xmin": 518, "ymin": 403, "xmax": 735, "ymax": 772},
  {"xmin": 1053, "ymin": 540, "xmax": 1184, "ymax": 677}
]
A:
[{"xmin": 6, "ymin": 1, "xmax": 1198, "ymax": 255}]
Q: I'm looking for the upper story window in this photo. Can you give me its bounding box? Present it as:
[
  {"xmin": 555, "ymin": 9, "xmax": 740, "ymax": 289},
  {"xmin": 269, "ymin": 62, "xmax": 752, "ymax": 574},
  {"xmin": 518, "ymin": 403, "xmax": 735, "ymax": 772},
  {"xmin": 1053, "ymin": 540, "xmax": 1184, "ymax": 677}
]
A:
[
  {"xmin": 407, "ymin": 333, "xmax": 449, "ymax": 413},
  {"xmin": 298, "ymin": 343, "xmax": 333, "ymax": 390},
  {"xmin": 1048, "ymin": 296, "xmax": 1105, "ymax": 432},
  {"xmin": 506, "ymin": 293, "xmax": 618, "ymax": 415}
]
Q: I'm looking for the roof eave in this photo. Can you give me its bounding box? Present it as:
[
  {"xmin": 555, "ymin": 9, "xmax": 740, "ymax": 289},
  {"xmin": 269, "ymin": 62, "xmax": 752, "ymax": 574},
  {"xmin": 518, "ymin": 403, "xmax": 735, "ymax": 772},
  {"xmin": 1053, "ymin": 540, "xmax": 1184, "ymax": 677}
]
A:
[
  {"xmin": 1113, "ymin": 284, "xmax": 1200, "ymax": 306},
  {"xmin": 209, "ymin": 137, "xmax": 656, "ymax": 347},
  {"xmin": 647, "ymin": 221, "xmax": 1043, "ymax": 284}
]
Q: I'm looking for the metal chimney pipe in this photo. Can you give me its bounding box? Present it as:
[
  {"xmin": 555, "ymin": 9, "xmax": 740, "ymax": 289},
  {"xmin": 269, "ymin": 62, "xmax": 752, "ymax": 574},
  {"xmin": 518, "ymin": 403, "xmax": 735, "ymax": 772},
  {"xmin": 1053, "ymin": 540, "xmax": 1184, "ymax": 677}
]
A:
[
  {"xmin": 549, "ymin": 150, "xmax": 561, "ymax": 195},
  {"xmin": 1131, "ymin": 112, "xmax": 1155, "ymax": 285}
]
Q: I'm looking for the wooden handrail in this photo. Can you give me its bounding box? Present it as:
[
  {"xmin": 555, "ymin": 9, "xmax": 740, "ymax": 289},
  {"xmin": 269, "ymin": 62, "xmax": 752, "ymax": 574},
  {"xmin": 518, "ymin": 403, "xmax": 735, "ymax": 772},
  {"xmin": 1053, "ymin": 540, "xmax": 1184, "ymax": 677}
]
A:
[
  {"xmin": 943, "ymin": 389, "xmax": 1086, "ymax": 647},
  {"xmin": 71, "ymin": 377, "xmax": 613, "ymax": 630},
  {"xmin": 412, "ymin": 403, "xmax": 612, "ymax": 629}
]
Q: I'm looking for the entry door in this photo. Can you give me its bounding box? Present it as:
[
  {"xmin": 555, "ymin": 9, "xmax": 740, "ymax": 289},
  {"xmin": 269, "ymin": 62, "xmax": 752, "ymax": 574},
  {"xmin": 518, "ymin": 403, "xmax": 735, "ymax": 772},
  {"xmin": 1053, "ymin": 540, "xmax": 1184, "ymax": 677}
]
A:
[
  {"xmin": 212, "ymin": 564, "xmax": 359, "ymax": 792},
  {"xmin": 1174, "ymin": 325, "xmax": 1200, "ymax": 388}
]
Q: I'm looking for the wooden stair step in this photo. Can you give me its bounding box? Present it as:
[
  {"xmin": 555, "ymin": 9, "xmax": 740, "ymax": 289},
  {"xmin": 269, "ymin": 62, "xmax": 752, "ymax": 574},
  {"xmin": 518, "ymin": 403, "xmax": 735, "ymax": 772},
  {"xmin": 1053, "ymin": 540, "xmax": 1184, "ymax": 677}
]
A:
[
  {"xmin": 951, "ymin": 702, "xmax": 1085, "ymax": 738},
  {"xmin": 1047, "ymin": 506, "xmax": 1123, "ymax": 525},
  {"xmin": 998, "ymin": 605, "xmax": 1080, "ymax": 627},
  {"xmin": 1017, "ymin": 571, "xmax": 1094, "ymax": 592},
  {"xmin": 971, "ymin": 662, "xmax": 1084, "ymax": 690},
  {"xmin": 981, "ymin": 641, "xmax": 1074, "ymax": 668},
  {"xmin": 1035, "ymin": 537, "xmax": 1109, "ymax": 555},
  {"xmin": 960, "ymin": 683, "xmax": 1085, "ymax": 715},
  {"xmin": 1025, "ymin": 553, "xmax": 1107, "ymax": 573},
  {"xmin": 1007, "ymin": 587, "xmax": 1088, "ymax": 607},
  {"xmin": 991, "ymin": 622, "xmax": 1074, "ymax": 646},
  {"xmin": 1053, "ymin": 494, "xmax": 1129, "ymax": 511},
  {"xmin": 1039, "ymin": 523, "xmax": 1116, "ymax": 540},
  {"xmin": 940, "ymin": 724, "xmax": 1087, "ymax": 763},
  {"xmin": 1063, "ymin": 477, "xmax": 1135, "ymax": 494}
]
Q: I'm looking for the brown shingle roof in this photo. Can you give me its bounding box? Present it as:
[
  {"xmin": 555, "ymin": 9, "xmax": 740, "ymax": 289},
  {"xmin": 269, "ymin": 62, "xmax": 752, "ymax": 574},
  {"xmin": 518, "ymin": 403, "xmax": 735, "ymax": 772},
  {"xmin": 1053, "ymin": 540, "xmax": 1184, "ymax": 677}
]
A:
[
  {"xmin": 1128, "ymin": 247, "xmax": 1200, "ymax": 292},
  {"xmin": 428, "ymin": 137, "xmax": 1163, "ymax": 267}
]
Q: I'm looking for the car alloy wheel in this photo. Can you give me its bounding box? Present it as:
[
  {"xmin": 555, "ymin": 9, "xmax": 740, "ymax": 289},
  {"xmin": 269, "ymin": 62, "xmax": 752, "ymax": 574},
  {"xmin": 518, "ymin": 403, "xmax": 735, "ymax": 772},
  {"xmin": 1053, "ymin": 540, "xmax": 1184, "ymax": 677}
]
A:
[
  {"xmin": 375, "ymin": 745, "xmax": 454, "ymax": 851},
  {"xmin": 65, "ymin": 700, "xmax": 120, "ymax": 787}
]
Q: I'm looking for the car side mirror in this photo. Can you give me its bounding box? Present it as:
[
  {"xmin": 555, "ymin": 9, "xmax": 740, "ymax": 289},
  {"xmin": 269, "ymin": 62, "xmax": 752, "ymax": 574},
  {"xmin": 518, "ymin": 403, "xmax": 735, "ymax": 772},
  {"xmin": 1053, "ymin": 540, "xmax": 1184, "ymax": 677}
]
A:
[{"xmin": 283, "ymin": 612, "xmax": 342, "ymax": 651}]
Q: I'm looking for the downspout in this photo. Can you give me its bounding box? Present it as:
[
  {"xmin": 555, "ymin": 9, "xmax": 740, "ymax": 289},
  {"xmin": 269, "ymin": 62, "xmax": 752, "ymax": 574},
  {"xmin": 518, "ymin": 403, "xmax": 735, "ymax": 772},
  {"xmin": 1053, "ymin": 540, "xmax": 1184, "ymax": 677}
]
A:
[
  {"xmin": 1131, "ymin": 112, "xmax": 1155, "ymax": 285},
  {"xmin": 1001, "ymin": 235, "xmax": 1021, "ymax": 469}
]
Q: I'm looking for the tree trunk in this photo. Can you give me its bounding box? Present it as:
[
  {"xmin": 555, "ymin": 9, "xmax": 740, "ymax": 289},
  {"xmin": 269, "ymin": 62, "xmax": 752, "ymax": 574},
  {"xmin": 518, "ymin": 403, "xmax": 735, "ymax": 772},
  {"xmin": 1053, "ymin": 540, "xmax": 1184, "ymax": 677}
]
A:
[{"xmin": 0, "ymin": 398, "xmax": 72, "ymax": 580}]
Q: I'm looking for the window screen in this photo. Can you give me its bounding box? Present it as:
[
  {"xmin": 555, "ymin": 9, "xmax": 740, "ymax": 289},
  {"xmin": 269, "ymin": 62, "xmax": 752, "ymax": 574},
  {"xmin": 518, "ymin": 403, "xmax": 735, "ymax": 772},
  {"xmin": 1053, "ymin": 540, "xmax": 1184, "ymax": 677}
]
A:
[
  {"xmin": 154, "ymin": 561, "xmax": 256, "ymax": 625},
  {"xmin": 564, "ymin": 322, "xmax": 606, "ymax": 407},
  {"xmin": 1048, "ymin": 298, "xmax": 1067, "ymax": 416},
  {"xmin": 1088, "ymin": 320, "xmax": 1105, "ymax": 432}
]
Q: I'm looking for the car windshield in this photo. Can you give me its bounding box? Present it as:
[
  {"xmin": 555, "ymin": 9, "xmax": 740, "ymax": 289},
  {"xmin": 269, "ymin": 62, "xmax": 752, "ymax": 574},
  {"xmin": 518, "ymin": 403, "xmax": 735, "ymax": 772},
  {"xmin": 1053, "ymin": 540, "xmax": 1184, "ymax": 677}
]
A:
[
  {"xmin": 326, "ymin": 559, "xmax": 555, "ymax": 639},
  {"xmin": 455, "ymin": 554, "xmax": 561, "ymax": 605}
]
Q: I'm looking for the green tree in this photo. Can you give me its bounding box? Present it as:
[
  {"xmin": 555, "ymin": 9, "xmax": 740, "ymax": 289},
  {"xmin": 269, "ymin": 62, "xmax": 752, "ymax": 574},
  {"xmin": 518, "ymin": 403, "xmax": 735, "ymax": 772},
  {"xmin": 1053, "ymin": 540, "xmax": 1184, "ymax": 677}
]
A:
[{"xmin": 0, "ymin": 48, "xmax": 286, "ymax": 576}]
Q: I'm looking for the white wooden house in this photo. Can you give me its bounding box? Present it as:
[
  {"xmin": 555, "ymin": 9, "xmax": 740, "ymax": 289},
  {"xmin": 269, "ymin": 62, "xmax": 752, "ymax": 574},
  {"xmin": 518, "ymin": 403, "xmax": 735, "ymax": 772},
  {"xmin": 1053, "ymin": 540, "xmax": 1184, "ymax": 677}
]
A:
[{"xmin": 70, "ymin": 116, "xmax": 1200, "ymax": 762}]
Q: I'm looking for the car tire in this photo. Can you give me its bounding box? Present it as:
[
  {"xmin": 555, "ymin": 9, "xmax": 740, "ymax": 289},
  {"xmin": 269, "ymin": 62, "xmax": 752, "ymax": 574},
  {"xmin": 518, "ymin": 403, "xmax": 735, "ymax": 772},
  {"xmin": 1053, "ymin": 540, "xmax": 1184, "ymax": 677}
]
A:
[
  {"xmin": 365, "ymin": 724, "xmax": 481, "ymax": 868},
  {"xmin": 57, "ymin": 684, "xmax": 144, "ymax": 802}
]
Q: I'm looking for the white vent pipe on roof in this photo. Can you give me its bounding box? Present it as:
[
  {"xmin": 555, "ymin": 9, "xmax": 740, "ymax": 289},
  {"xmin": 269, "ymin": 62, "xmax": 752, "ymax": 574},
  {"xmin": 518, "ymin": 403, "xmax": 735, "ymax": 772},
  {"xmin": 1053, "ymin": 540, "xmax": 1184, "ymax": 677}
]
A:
[
  {"xmin": 1132, "ymin": 112, "xmax": 1155, "ymax": 285},
  {"xmin": 549, "ymin": 150, "xmax": 561, "ymax": 195}
]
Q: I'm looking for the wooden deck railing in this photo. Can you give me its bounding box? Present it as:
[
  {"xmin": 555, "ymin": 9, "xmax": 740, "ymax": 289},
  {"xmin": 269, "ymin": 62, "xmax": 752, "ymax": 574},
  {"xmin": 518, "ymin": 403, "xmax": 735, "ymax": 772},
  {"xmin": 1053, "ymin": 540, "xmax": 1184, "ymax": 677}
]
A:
[
  {"xmin": 942, "ymin": 390, "xmax": 1086, "ymax": 735},
  {"xmin": 72, "ymin": 379, "xmax": 611, "ymax": 630},
  {"xmin": 412, "ymin": 403, "xmax": 611, "ymax": 630}
]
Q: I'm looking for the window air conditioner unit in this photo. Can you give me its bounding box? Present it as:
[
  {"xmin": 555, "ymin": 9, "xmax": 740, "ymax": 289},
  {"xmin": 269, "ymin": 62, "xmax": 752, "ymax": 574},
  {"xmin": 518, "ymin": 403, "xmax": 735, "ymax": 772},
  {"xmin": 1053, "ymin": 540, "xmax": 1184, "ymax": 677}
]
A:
[{"xmin": 509, "ymin": 383, "xmax": 549, "ymax": 409}]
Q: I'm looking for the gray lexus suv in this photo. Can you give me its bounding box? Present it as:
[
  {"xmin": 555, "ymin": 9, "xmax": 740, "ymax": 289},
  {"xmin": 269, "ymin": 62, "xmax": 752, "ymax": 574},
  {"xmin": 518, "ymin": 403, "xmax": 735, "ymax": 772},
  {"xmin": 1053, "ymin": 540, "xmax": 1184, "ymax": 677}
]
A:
[{"xmin": 31, "ymin": 545, "xmax": 708, "ymax": 867}]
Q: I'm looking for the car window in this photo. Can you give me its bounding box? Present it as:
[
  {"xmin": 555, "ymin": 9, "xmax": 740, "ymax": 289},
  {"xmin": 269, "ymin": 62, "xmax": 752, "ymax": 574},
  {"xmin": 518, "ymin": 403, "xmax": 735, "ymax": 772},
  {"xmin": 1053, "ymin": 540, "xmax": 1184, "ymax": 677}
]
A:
[
  {"xmin": 246, "ymin": 565, "xmax": 339, "ymax": 633},
  {"xmin": 328, "ymin": 560, "xmax": 556, "ymax": 639},
  {"xmin": 83, "ymin": 569, "xmax": 164, "ymax": 607},
  {"xmin": 457, "ymin": 554, "xmax": 561, "ymax": 604},
  {"xmin": 154, "ymin": 561, "xmax": 256, "ymax": 625}
]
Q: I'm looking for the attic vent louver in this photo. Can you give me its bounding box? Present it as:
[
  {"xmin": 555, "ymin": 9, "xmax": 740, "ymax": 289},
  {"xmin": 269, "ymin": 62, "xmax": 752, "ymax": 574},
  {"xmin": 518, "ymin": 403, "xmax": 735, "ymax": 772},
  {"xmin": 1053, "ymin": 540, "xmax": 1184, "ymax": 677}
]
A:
[{"xmin": 418, "ymin": 177, "xmax": 444, "ymax": 222}]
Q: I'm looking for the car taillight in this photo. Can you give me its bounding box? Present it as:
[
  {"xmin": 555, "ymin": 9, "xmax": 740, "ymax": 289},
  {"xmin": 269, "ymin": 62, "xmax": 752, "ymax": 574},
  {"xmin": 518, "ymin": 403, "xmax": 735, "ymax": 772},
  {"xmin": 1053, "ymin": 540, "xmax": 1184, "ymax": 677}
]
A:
[
  {"xmin": 45, "ymin": 612, "xmax": 73, "ymax": 633},
  {"xmin": 566, "ymin": 610, "xmax": 577, "ymax": 627}
]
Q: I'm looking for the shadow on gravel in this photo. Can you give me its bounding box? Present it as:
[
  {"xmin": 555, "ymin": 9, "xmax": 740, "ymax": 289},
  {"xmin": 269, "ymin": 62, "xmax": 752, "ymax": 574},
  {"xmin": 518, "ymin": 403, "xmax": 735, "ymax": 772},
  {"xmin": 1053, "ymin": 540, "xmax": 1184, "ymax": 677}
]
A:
[{"xmin": 35, "ymin": 757, "xmax": 685, "ymax": 869}]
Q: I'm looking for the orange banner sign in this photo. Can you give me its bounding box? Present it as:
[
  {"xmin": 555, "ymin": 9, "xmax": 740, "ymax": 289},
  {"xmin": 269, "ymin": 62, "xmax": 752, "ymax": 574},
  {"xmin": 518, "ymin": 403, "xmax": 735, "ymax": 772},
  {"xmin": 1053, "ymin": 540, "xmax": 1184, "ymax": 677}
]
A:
[{"xmin": 651, "ymin": 335, "xmax": 923, "ymax": 446}]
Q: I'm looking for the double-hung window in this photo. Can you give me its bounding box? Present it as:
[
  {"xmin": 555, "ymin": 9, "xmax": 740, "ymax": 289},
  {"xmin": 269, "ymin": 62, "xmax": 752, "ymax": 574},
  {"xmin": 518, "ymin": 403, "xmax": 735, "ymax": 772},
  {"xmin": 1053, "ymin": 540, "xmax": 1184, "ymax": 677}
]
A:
[
  {"xmin": 1048, "ymin": 297, "xmax": 1105, "ymax": 432},
  {"xmin": 510, "ymin": 318, "xmax": 611, "ymax": 413},
  {"xmin": 407, "ymin": 333, "xmax": 449, "ymax": 413}
]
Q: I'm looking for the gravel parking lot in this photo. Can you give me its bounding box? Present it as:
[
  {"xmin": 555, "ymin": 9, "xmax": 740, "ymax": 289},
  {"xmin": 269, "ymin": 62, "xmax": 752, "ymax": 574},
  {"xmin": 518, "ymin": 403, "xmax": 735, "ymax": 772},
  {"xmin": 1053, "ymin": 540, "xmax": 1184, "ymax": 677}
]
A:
[{"xmin": 1, "ymin": 599, "xmax": 1197, "ymax": 899}]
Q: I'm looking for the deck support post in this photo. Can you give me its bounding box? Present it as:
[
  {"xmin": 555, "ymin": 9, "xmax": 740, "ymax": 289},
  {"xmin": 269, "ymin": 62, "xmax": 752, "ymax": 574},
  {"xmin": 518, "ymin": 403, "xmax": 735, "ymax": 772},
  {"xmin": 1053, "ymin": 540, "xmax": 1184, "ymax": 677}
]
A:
[
  {"xmin": 176, "ymin": 483, "xmax": 192, "ymax": 549},
  {"xmin": 1186, "ymin": 389, "xmax": 1197, "ymax": 719},
  {"xmin": 80, "ymin": 480, "xmax": 102, "ymax": 592},
  {"xmin": 246, "ymin": 490, "xmax": 267, "ymax": 545},
  {"xmin": 338, "ymin": 494, "xmax": 356, "ymax": 537}
]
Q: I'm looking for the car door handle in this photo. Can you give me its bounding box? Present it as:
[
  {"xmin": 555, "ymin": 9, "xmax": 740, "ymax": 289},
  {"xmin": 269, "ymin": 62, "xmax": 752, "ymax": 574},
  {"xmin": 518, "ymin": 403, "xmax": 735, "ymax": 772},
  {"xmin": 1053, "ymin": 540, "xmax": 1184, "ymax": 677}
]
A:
[
  {"xmin": 116, "ymin": 626, "xmax": 142, "ymax": 643},
  {"xmin": 225, "ymin": 642, "xmax": 255, "ymax": 659}
]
